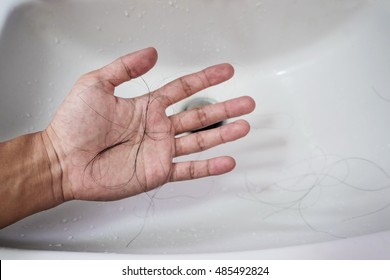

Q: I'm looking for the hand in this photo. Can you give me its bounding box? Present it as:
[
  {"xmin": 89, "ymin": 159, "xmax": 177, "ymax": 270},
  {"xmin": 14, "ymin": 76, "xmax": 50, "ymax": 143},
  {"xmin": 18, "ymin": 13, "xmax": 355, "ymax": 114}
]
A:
[{"xmin": 44, "ymin": 47, "xmax": 255, "ymax": 202}]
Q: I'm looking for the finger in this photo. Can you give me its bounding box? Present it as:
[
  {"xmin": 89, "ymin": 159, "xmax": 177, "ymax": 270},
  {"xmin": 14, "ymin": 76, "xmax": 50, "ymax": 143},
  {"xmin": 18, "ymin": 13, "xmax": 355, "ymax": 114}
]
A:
[
  {"xmin": 169, "ymin": 156, "xmax": 236, "ymax": 182},
  {"xmin": 171, "ymin": 96, "xmax": 255, "ymax": 135},
  {"xmin": 79, "ymin": 47, "xmax": 158, "ymax": 90},
  {"xmin": 153, "ymin": 63, "xmax": 234, "ymax": 108},
  {"xmin": 175, "ymin": 120, "xmax": 250, "ymax": 157}
]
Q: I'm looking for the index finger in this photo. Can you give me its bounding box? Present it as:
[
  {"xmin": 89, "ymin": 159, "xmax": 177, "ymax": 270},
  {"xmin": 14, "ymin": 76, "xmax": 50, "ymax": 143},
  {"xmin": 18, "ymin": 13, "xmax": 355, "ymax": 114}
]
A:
[{"xmin": 152, "ymin": 63, "xmax": 234, "ymax": 108}]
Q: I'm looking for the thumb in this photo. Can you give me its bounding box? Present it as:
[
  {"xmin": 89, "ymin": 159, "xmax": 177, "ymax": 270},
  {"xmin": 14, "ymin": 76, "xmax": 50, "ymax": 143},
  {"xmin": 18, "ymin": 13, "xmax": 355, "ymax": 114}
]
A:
[{"xmin": 80, "ymin": 47, "xmax": 158, "ymax": 90}]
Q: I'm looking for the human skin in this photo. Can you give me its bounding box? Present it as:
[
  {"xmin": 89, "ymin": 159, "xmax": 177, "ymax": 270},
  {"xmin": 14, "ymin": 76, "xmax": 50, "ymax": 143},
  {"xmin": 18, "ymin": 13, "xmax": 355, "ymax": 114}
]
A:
[{"xmin": 0, "ymin": 47, "xmax": 255, "ymax": 228}]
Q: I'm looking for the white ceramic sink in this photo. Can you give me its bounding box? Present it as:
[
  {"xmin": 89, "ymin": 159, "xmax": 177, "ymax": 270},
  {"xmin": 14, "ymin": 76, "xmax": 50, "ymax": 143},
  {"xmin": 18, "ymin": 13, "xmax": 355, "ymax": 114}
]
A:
[{"xmin": 1, "ymin": 0, "xmax": 390, "ymax": 259}]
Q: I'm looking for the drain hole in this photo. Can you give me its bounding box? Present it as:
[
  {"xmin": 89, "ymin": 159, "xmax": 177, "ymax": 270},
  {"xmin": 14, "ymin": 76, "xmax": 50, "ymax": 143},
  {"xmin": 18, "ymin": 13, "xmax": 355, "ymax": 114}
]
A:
[{"xmin": 183, "ymin": 98, "xmax": 225, "ymax": 133}]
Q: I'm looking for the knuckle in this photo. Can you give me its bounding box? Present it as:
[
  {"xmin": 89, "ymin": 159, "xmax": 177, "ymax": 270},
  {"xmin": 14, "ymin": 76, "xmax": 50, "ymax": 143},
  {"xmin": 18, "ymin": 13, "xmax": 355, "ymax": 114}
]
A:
[
  {"xmin": 119, "ymin": 57, "xmax": 135, "ymax": 80},
  {"xmin": 179, "ymin": 77, "xmax": 193, "ymax": 97},
  {"xmin": 195, "ymin": 132, "xmax": 207, "ymax": 151},
  {"xmin": 195, "ymin": 107, "xmax": 208, "ymax": 128},
  {"xmin": 189, "ymin": 161, "xmax": 197, "ymax": 179},
  {"xmin": 219, "ymin": 126, "xmax": 228, "ymax": 144},
  {"xmin": 206, "ymin": 160, "xmax": 212, "ymax": 176},
  {"xmin": 200, "ymin": 69, "xmax": 212, "ymax": 87},
  {"xmin": 175, "ymin": 138, "xmax": 183, "ymax": 156},
  {"xmin": 173, "ymin": 115, "xmax": 185, "ymax": 134}
]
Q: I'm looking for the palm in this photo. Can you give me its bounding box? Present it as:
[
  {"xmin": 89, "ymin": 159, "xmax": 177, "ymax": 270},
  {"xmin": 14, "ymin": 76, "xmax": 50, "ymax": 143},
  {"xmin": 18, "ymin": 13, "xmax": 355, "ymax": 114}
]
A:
[{"xmin": 46, "ymin": 48, "xmax": 255, "ymax": 202}]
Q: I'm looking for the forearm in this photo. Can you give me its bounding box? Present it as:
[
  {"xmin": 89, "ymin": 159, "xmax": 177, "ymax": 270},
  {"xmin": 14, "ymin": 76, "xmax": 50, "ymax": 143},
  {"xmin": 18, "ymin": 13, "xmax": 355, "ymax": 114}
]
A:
[{"xmin": 0, "ymin": 132, "xmax": 63, "ymax": 228}]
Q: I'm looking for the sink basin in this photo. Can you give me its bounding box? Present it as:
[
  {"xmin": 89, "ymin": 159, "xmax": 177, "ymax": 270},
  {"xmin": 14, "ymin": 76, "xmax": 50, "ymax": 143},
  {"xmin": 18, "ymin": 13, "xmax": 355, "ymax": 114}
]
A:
[{"xmin": 1, "ymin": 0, "xmax": 390, "ymax": 259}]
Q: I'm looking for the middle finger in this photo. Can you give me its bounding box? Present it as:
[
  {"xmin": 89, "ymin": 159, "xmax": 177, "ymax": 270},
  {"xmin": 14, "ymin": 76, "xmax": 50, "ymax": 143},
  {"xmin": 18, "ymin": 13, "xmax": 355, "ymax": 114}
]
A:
[{"xmin": 170, "ymin": 96, "xmax": 255, "ymax": 135}]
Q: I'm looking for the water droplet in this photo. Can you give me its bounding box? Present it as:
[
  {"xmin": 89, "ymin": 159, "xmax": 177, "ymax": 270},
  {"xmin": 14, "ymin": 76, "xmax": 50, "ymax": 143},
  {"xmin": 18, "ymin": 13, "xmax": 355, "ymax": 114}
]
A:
[
  {"xmin": 20, "ymin": 233, "xmax": 26, "ymax": 238},
  {"xmin": 118, "ymin": 206, "xmax": 125, "ymax": 212},
  {"xmin": 124, "ymin": 10, "xmax": 129, "ymax": 17},
  {"xmin": 54, "ymin": 37, "xmax": 60, "ymax": 44},
  {"xmin": 63, "ymin": 227, "xmax": 69, "ymax": 231},
  {"xmin": 137, "ymin": 12, "xmax": 143, "ymax": 18},
  {"xmin": 96, "ymin": 25, "xmax": 102, "ymax": 31},
  {"xmin": 117, "ymin": 37, "xmax": 122, "ymax": 43},
  {"xmin": 168, "ymin": 1, "xmax": 174, "ymax": 6},
  {"xmin": 25, "ymin": 112, "xmax": 32, "ymax": 118},
  {"xmin": 48, "ymin": 97, "xmax": 53, "ymax": 102},
  {"xmin": 49, "ymin": 243, "xmax": 63, "ymax": 247},
  {"xmin": 67, "ymin": 235, "xmax": 73, "ymax": 241},
  {"xmin": 256, "ymin": 2, "xmax": 262, "ymax": 8},
  {"xmin": 61, "ymin": 218, "xmax": 68, "ymax": 224},
  {"xmin": 72, "ymin": 217, "xmax": 78, "ymax": 222},
  {"xmin": 215, "ymin": 48, "xmax": 221, "ymax": 53}
]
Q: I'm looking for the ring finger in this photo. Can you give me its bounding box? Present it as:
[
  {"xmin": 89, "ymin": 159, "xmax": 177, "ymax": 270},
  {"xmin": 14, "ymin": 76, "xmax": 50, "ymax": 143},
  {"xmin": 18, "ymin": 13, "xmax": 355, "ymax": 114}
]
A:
[{"xmin": 174, "ymin": 120, "xmax": 250, "ymax": 157}]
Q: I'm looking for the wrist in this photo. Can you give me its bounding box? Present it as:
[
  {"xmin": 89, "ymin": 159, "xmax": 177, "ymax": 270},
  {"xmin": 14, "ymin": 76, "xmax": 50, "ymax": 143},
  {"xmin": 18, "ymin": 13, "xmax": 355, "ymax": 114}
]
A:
[
  {"xmin": 40, "ymin": 130, "xmax": 65, "ymax": 205},
  {"xmin": 0, "ymin": 132, "xmax": 64, "ymax": 228}
]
